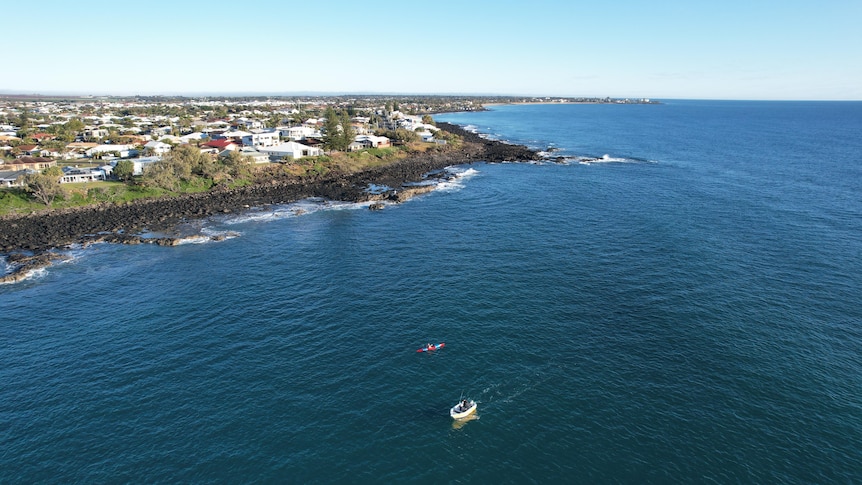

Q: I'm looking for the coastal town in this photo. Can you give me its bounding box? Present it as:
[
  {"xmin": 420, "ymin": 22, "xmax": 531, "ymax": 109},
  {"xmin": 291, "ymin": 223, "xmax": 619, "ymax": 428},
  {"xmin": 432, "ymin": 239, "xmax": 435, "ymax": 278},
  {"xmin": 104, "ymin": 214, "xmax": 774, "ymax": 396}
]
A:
[
  {"xmin": 0, "ymin": 95, "xmax": 458, "ymax": 191},
  {"xmin": 0, "ymin": 94, "xmax": 653, "ymax": 194}
]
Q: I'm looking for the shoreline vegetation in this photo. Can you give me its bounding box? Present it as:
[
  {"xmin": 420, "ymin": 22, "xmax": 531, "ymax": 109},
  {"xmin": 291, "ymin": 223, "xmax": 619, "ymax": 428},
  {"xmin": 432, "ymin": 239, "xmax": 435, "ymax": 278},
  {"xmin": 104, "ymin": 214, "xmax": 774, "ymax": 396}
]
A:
[{"xmin": 1, "ymin": 123, "xmax": 538, "ymax": 283}]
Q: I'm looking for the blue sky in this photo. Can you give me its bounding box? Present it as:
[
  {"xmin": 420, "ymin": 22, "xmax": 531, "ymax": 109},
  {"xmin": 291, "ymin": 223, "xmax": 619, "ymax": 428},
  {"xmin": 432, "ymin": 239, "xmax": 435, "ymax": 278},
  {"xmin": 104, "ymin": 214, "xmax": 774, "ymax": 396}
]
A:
[{"xmin": 4, "ymin": 0, "xmax": 861, "ymax": 100}]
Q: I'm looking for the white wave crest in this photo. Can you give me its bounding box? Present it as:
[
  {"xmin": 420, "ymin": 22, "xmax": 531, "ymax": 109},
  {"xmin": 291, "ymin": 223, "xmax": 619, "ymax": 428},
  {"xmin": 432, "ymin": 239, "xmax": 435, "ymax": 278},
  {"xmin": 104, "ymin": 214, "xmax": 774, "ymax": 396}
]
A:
[
  {"xmin": 221, "ymin": 198, "xmax": 373, "ymax": 226},
  {"xmin": 436, "ymin": 167, "xmax": 480, "ymax": 192},
  {"xmin": 578, "ymin": 154, "xmax": 640, "ymax": 165},
  {"xmin": 173, "ymin": 235, "xmax": 215, "ymax": 245}
]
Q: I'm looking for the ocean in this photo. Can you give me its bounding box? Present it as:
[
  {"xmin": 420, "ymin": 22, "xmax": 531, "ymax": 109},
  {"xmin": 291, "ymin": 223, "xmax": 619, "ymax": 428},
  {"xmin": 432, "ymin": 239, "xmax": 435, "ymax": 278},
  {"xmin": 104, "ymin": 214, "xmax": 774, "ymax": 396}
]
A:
[{"xmin": 2, "ymin": 100, "xmax": 861, "ymax": 483}]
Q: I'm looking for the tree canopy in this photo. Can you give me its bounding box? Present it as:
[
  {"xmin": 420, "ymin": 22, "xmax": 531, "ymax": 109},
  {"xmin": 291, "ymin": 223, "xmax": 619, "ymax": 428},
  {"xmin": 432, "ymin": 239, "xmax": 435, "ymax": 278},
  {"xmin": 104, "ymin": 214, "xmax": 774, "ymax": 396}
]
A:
[
  {"xmin": 113, "ymin": 160, "xmax": 135, "ymax": 182},
  {"xmin": 321, "ymin": 107, "xmax": 354, "ymax": 151},
  {"xmin": 23, "ymin": 166, "xmax": 64, "ymax": 206},
  {"xmin": 142, "ymin": 145, "xmax": 252, "ymax": 190}
]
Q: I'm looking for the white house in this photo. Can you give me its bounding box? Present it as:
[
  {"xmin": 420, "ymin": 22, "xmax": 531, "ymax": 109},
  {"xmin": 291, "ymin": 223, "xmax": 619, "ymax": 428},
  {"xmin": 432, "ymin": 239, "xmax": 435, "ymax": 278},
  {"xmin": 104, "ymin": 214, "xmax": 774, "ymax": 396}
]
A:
[
  {"xmin": 115, "ymin": 156, "xmax": 162, "ymax": 175},
  {"xmin": 60, "ymin": 167, "xmax": 106, "ymax": 184},
  {"xmin": 179, "ymin": 132, "xmax": 206, "ymax": 143},
  {"xmin": 144, "ymin": 141, "xmax": 172, "ymax": 156},
  {"xmin": 258, "ymin": 141, "xmax": 322, "ymax": 161},
  {"xmin": 234, "ymin": 118, "xmax": 264, "ymax": 130},
  {"xmin": 348, "ymin": 134, "xmax": 391, "ymax": 151},
  {"xmin": 86, "ymin": 144, "xmax": 135, "ymax": 158},
  {"xmin": 82, "ymin": 128, "xmax": 109, "ymax": 140},
  {"xmin": 0, "ymin": 170, "xmax": 28, "ymax": 187},
  {"xmin": 241, "ymin": 129, "xmax": 280, "ymax": 148},
  {"xmin": 220, "ymin": 129, "xmax": 252, "ymax": 142},
  {"xmin": 417, "ymin": 130, "xmax": 435, "ymax": 142},
  {"xmin": 279, "ymin": 125, "xmax": 320, "ymax": 140}
]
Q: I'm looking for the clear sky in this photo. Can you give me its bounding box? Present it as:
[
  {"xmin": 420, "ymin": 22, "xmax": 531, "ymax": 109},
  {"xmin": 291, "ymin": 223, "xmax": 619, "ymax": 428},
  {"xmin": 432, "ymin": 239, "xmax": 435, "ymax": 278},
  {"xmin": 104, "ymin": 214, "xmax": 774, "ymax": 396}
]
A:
[{"xmin": 4, "ymin": 0, "xmax": 861, "ymax": 100}]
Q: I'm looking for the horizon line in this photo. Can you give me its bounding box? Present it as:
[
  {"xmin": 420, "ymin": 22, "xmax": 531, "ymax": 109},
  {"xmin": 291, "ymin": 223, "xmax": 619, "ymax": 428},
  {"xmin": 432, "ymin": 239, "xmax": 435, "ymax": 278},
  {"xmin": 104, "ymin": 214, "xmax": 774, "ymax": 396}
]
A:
[{"xmin": 0, "ymin": 90, "xmax": 859, "ymax": 102}]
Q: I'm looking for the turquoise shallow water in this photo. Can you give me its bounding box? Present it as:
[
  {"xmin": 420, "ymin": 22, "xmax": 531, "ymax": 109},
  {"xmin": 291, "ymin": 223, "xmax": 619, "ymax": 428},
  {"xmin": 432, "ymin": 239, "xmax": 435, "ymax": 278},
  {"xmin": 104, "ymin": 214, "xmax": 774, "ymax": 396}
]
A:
[{"xmin": 2, "ymin": 101, "xmax": 862, "ymax": 482}]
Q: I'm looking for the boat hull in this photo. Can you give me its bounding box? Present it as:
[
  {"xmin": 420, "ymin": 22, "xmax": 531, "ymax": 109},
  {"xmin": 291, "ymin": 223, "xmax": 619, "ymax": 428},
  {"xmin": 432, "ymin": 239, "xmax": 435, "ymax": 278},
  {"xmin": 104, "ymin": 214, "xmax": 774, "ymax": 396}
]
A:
[{"xmin": 450, "ymin": 400, "xmax": 477, "ymax": 419}]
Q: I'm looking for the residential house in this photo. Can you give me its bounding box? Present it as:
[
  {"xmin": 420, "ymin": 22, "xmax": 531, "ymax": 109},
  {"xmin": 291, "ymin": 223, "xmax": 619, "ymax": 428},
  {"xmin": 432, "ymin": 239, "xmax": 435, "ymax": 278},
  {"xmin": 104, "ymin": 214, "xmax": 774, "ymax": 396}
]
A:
[
  {"xmin": 348, "ymin": 134, "xmax": 391, "ymax": 151},
  {"xmin": 39, "ymin": 148, "xmax": 62, "ymax": 158},
  {"xmin": 32, "ymin": 133, "xmax": 56, "ymax": 142},
  {"xmin": 279, "ymin": 125, "xmax": 320, "ymax": 141},
  {"xmin": 234, "ymin": 118, "xmax": 264, "ymax": 130},
  {"xmin": 118, "ymin": 134, "xmax": 150, "ymax": 145},
  {"xmin": 0, "ymin": 170, "xmax": 28, "ymax": 187},
  {"xmin": 151, "ymin": 126, "xmax": 172, "ymax": 136},
  {"xmin": 0, "ymin": 125, "xmax": 19, "ymax": 137},
  {"xmin": 241, "ymin": 129, "xmax": 280, "ymax": 148},
  {"xmin": 17, "ymin": 144, "xmax": 41, "ymax": 156},
  {"xmin": 86, "ymin": 144, "xmax": 135, "ymax": 158},
  {"xmin": 144, "ymin": 141, "xmax": 172, "ymax": 156},
  {"xmin": 179, "ymin": 132, "xmax": 206, "ymax": 144},
  {"xmin": 417, "ymin": 130, "xmax": 435, "ymax": 142},
  {"xmin": 202, "ymin": 139, "xmax": 238, "ymax": 151},
  {"xmin": 258, "ymin": 141, "xmax": 322, "ymax": 161},
  {"xmin": 221, "ymin": 147, "xmax": 270, "ymax": 164},
  {"xmin": 65, "ymin": 142, "xmax": 98, "ymax": 158},
  {"xmin": 60, "ymin": 167, "xmax": 106, "ymax": 184},
  {"xmin": 220, "ymin": 129, "xmax": 252, "ymax": 143},
  {"xmin": 116, "ymin": 156, "xmax": 161, "ymax": 176},
  {"xmin": 3, "ymin": 157, "xmax": 56, "ymax": 171},
  {"xmin": 82, "ymin": 128, "xmax": 109, "ymax": 140}
]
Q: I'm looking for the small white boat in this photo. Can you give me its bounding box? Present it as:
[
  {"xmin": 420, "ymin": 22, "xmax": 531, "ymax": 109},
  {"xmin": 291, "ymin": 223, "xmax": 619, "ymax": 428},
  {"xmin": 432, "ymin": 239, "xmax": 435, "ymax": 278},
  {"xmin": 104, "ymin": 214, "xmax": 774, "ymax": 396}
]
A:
[{"xmin": 450, "ymin": 399, "xmax": 477, "ymax": 419}]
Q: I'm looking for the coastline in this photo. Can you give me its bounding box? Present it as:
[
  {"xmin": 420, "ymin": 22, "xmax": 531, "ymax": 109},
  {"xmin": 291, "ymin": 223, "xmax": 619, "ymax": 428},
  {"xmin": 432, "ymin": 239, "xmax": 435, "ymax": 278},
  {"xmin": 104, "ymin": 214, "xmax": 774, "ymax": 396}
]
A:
[{"xmin": 1, "ymin": 124, "xmax": 537, "ymax": 281}]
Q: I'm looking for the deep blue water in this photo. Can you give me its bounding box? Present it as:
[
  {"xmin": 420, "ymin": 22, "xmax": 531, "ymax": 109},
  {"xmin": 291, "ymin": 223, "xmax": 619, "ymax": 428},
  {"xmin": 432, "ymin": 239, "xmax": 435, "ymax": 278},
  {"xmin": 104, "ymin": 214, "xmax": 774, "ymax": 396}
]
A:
[{"xmin": 2, "ymin": 101, "xmax": 862, "ymax": 483}]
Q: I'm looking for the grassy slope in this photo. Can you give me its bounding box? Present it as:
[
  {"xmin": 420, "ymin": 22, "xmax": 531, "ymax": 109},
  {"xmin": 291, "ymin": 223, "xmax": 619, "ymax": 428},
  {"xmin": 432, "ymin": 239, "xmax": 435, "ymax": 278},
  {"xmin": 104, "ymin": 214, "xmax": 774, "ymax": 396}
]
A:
[{"xmin": 0, "ymin": 141, "xmax": 455, "ymax": 216}]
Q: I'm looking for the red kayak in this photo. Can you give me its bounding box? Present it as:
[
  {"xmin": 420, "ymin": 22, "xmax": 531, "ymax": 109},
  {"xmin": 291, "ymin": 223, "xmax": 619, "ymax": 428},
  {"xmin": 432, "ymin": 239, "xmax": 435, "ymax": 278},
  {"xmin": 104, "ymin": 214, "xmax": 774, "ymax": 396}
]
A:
[{"xmin": 417, "ymin": 342, "xmax": 445, "ymax": 352}]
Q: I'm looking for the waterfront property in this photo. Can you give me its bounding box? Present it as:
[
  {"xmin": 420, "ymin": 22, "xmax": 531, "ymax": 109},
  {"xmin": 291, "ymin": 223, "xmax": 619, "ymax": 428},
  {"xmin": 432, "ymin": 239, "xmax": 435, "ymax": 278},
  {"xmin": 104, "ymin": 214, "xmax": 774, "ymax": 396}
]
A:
[{"xmin": 258, "ymin": 141, "xmax": 322, "ymax": 161}]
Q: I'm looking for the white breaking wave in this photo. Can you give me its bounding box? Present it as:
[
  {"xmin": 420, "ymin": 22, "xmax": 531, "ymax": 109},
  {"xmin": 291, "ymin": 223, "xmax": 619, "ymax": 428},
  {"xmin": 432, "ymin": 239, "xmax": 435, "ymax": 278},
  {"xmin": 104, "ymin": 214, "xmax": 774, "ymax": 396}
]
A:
[
  {"xmin": 172, "ymin": 235, "xmax": 216, "ymax": 245},
  {"xmin": 221, "ymin": 198, "xmax": 373, "ymax": 226},
  {"xmin": 436, "ymin": 167, "xmax": 480, "ymax": 192},
  {"xmin": 199, "ymin": 228, "xmax": 241, "ymax": 242},
  {"xmin": 0, "ymin": 267, "xmax": 48, "ymax": 285}
]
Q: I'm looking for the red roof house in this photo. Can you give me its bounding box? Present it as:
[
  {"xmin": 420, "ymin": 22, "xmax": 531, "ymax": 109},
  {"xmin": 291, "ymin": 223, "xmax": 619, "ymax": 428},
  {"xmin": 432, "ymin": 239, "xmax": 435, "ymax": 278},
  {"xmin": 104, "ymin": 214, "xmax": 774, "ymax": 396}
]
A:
[{"xmin": 202, "ymin": 139, "xmax": 238, "ymax": 150}]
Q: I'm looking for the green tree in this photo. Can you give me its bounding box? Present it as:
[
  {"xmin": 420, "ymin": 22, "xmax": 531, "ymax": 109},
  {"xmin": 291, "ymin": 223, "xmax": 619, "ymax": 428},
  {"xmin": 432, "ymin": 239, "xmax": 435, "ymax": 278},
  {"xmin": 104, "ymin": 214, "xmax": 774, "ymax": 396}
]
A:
[
  {"xmin": 23, "ymin": 166, "xmax": 64, "ymax": 206},
  {"xmin": 322, "ymin": 107, "xmax": 342, "ymax": 151},
  {"xmin": 66, "ymin": 118, "xmax": 85, "ymax": 132},
  {"xmin": 421, "ymin": 115, "xmax": 435, "ymax": 125},
  {"xmin": 221, "ymin": 150, "xmax": 252, "ymax": 179},
  {"xmin": 142, "ymin": 145, "xmax": 204, "ymax": 190},
  {"xmin": 379, "ymin": 128, "xmax": 419, "ymax": 144},
  {"xmin": 113, "ymin": 160, "xmax": 135, "ymax": 182},
  {"xmin": 339, "ymin": 111, "xmax": 355, "ymax": 150}
]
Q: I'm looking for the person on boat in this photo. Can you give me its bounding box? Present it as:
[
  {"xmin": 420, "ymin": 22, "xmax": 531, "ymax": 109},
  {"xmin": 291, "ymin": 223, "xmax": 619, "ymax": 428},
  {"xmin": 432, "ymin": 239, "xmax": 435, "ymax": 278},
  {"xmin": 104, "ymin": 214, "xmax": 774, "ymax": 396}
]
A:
[{"xmin": 461, "ymin": 399, "xmax": 469, "ymax": 410}]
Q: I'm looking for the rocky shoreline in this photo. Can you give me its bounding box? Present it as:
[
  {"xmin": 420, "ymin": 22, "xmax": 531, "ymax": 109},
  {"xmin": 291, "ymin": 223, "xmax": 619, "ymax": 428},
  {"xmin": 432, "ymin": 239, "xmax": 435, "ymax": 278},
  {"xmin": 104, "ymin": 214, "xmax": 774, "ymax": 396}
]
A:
[{"xmin": 1, "ymin": 124, "xmax": 537, "ymax": 282}]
